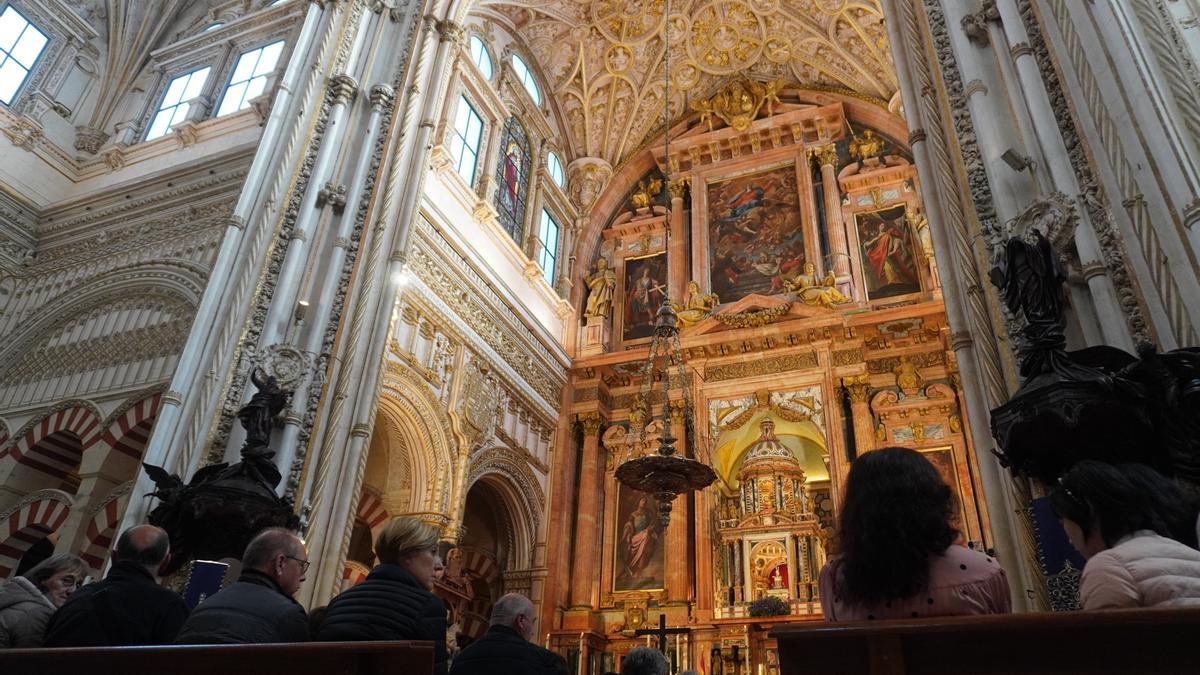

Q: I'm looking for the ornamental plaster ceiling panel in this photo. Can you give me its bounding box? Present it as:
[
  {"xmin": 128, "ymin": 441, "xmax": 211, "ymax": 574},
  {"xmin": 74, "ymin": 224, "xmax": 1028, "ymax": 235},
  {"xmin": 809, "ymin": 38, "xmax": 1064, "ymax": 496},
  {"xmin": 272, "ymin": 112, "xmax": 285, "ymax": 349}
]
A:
[{"xmin": 475, "ymin": 0, "xmax": 896, "ymax": 166}]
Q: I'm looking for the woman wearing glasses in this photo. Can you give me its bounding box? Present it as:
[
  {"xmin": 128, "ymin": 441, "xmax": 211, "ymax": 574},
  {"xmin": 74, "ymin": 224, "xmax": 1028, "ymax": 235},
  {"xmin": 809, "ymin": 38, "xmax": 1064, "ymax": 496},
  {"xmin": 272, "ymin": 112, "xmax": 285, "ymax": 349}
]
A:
[
  {"xmin": 1051, "ymin": 460, "xmax": 1200, "ymax": 609},
  {"xmin": 316, "ymin": 516, "xmax": 448, "ymax": 675}
]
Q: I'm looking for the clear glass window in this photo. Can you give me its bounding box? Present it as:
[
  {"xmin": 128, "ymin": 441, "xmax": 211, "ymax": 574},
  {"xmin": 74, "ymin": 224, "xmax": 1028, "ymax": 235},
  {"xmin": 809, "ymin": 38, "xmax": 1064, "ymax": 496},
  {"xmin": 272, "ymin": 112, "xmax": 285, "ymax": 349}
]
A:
[
  {"xmin": 216, "ymin": 40, "xmax": 284, "ymax": 117},
  {"xmin": 547, "ymin": 151, "xmax": 564, "ymax": 188},
  {"xmin": 145, "ymin": 67, "xmax": 212, "ymax": 140},
  {"xmin": 468, "ymin": 35, "xmax": 492, "ymax": 80},
  {"xmin": 449, "ymin": 95, "xmax": 483, "ymax": 186},
  {"xmin": 511, "ymin": 54, "xmax": 541, "ymax": 105},
  {"xmin": 536, "ymin": 208, "xmax": 559, "ymax": 284},
  {"xmin": 0, "ymin": 6, "xmax": 48, "ymax": 105}
]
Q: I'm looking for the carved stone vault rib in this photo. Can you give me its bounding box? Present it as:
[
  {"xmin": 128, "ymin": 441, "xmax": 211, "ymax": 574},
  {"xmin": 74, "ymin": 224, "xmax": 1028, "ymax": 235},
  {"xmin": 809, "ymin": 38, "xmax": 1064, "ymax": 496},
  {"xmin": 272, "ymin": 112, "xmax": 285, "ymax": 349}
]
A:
[{"xmin": 475, "ymin": 0, "xmax": 898, "ymax": 166}]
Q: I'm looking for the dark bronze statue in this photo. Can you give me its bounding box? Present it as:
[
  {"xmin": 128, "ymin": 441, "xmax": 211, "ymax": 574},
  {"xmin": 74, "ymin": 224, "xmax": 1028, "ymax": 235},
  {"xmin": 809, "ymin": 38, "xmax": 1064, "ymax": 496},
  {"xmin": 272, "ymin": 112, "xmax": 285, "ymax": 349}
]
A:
[
  {"xmin": 143, "ymin": 365, "xmax": 299, "ymax": 575},
  {"xmin": 988, "ymin": 232, "xmax": 1200, "ymax": 486}
]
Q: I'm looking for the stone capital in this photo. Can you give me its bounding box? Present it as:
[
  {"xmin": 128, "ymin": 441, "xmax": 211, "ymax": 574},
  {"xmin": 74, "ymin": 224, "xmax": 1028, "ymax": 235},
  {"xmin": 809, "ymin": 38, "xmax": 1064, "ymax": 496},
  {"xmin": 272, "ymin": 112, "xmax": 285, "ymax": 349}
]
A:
[
  {"xmin": 808, "ymin": 143, "xmax": 838, "ymax": 169},
  {"xmin": 330, "ymin": 73, "xmax": 359, "ymax": 105},
  {"xmin": 369, "ymin": 84, "xmax": 395, "ymax": 111},
  {"xmin": 578, "ymin": 411, "xmax": 603, "ymax": 436},
  {"xmin": 841, "ymin": 375, "xmax": 871, "ymax": 404},
  {"xmin": 437, "ymin": 20, "xmax": 465, "ymax": 45}
]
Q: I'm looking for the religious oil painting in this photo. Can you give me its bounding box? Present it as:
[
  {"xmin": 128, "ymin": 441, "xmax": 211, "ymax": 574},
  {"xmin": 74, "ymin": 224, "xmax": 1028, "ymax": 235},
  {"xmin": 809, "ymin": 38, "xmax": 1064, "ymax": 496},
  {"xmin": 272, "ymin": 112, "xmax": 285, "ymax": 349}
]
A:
[
  {"xmin": 921, "ymin": 446, "xmax": 967, "ymax": 532},
  {"xmin": 706, "ymin": 164, "xmax": 806, "ymax": 302},
  {"xmin": 855, "ymin": 205, "xmax": 922, "ymax": 299},
  {"xmin": 622, "ymin": 253, "xmax": 668, "ymax": 342},
  {"xmin": 614, "ymin": 485, "xmax": 664, "ymax": 591}
]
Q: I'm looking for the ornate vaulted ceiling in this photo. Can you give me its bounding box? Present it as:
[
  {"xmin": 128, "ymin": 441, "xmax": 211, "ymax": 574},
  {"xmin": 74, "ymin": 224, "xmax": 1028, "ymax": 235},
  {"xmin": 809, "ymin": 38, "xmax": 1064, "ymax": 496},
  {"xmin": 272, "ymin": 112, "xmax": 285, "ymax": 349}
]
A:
[{"xmin": 475, "ymin": 0, "xmax": 897, "ymax": 167}]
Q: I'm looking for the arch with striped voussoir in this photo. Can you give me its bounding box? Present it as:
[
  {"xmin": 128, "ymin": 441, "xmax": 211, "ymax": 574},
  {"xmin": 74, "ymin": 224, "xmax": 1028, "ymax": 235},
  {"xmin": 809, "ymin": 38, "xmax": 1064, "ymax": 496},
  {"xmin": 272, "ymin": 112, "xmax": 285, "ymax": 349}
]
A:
[
  {"xmin": 76, "ymin": 481, "xmax": 134, "ymax": 574},
  {"xmin": 0, "ymin": 489, "xmax": 74, "ymax": 578},
  {"xmin": 78, "ymin": 391, "xmax": 164, "ymax": 480},
  {"xmin": 457, "ymin": 546, "xmax": 501, "ymax": 640},
  {"xmin": 355, "ymin": 484, "xmax": 390, "ymax": 535},
  {"xmin": 0, "ymin": 401, "xmax": 104, "ymax": 495},
  {"xmin": 342, "ymin": 559, "xmax": 370, "ymax": 590}
]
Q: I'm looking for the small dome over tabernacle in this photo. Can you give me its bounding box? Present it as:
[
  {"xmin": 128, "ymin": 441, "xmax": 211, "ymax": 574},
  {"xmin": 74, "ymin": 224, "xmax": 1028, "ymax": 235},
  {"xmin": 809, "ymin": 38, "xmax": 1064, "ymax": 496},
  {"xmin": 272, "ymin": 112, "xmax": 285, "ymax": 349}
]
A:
[{"xmin": 741, "ymin": 418, "xmax": 798, "ymax": 467}]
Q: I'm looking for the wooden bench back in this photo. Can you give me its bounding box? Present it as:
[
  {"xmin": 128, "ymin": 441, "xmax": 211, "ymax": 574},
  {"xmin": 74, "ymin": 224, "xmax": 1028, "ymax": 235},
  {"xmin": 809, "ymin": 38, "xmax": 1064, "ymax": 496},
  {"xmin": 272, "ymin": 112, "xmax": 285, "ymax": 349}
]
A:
[
  {"xmin": 771, "ymin": 608, "xmax": 1200, "ymax": 674},
  {"xmin": 0, "ymin": 639, "xmax": 434, "ymax": 675}
]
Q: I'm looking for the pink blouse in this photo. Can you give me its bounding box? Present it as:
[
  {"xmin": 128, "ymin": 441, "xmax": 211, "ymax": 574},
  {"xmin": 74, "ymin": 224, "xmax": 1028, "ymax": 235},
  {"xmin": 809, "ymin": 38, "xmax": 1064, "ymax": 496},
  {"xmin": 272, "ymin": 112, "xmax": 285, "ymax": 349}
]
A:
[{"xmin": 819, "ymin": 545, "xmax": 1011, "ymax": 621}]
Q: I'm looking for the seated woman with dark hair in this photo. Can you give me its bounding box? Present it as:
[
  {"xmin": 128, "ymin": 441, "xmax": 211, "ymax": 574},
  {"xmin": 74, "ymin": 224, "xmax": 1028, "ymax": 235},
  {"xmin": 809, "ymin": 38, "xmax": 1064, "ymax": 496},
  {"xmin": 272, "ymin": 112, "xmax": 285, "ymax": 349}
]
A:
[
  {"xmin": 819, "ymin": 447, "xmax": 1011, "ymax": 621},
  {"xmin": 1051, "ymin": 460, "xmax": 1200, "ymax": 609}
]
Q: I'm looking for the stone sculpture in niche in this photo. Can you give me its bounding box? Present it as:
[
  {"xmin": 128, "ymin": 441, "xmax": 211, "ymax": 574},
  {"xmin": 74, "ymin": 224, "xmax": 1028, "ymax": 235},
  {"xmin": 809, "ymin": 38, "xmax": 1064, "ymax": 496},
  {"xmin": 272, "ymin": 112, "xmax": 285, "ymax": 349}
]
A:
[{"xmin": 584, "ymin": 257, "xmax": 617, "ymax": 319}]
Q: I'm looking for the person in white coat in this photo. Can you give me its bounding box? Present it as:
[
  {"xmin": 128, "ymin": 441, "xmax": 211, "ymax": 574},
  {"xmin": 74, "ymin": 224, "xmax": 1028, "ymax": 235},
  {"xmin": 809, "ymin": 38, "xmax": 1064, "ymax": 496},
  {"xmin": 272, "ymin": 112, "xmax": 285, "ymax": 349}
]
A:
[{"xmin": 1051, "ymin": 460, "xmax": 1200, "ymax": 610}]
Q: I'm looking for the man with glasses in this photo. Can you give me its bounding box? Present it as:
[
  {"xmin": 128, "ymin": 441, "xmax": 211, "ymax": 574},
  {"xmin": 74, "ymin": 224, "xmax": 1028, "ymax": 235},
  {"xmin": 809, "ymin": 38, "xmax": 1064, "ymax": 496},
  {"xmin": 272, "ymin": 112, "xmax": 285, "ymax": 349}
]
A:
[
  {"xmin": 450, "ymin": 593, "xmax": 567, "ymax": 675},
  {"xmin": 175, "ymin": 527, "xmax": 310, "ymax": 644}
]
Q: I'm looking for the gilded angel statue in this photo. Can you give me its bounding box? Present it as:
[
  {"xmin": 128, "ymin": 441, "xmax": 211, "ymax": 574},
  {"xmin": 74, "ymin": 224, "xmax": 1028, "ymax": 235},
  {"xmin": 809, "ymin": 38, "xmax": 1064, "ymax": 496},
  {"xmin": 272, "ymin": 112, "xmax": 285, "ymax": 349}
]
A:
[
  {"xmin": 785, "ymin": 262, "xmax": 851, "ymax": 309},
  {"xmin": 670, "ymin": 281, "xmax": 719, "ymax": 328}
]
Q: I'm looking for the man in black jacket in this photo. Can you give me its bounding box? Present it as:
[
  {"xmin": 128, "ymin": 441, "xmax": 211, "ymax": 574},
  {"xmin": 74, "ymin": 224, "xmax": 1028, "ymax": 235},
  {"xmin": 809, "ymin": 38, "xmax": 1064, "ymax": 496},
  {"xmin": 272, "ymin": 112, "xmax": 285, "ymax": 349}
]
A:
[
  {"xmin": 174, "ymin": 527, "xmax": 309, "ymax": 644},
  {"xmin": 43, "ymin": 524, "xmax": 188, "ymax": 646},
  {"xmin": 450, "ymin": 593, "xmax": 568, "ymax": 675}
]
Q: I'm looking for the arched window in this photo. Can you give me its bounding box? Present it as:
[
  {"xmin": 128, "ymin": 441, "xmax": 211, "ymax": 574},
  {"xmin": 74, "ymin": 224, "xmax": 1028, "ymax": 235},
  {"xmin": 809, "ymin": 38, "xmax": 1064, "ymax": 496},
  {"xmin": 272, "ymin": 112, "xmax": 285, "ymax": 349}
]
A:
[
  {"xmin": 536, "ymin": 209, "xmax": 559, "ymax": 284},
  {"xmin": 494, "ymin": 117, "xmax": 531, "ymax": 243},
  {"xmin": 547, "ymin": 151, "xmax": 564, "ymax": 188},
  {"xmin": 468, "ymin": 35, "xmax": 492, "ymax": 80},
  {"xmin": 510, "ymin": 53, "xmax": 541, "ymax": 105}
]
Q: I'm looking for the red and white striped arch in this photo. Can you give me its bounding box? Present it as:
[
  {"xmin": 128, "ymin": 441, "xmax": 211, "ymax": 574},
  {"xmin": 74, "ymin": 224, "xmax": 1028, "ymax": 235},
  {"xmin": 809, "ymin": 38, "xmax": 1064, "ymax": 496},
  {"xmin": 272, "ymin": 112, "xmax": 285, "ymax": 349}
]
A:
[
  {"xmin": 77, "ymin": 483, "xmax": 133, "ymax": 574},
  {"xmin": 458, "ymin": 548, "xmax": 501, "ymax": 640},
  {"xmin": 356, "ymin": 486, "xmax": 389, "ymax": 533},
  {"xmin": 342, "ymin": 560, "xmax": 370, "ymax": 590},
  {"xmin": 1, "ymin": 405, "xmax": 103, "ymax": 482},
  {"xmin": 0, "ymin": 491, "xmax": 73, "ymax": 578},
  {"xmin": 99, "ymin": 392, "xmax": 161, "ymax": 462}
]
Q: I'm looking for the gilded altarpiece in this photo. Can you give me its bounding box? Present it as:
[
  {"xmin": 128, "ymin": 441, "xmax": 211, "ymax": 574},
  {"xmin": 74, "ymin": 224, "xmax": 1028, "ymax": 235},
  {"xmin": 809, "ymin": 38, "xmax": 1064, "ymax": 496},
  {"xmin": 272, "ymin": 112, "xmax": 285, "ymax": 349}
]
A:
[{"xmin": 560, "ymin": 95, "xmax": 982, "ymax": 675}]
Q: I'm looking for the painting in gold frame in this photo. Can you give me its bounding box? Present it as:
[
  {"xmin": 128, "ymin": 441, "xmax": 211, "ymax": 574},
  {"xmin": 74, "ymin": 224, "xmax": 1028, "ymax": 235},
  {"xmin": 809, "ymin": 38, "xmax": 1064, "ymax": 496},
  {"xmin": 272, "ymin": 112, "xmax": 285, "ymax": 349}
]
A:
[
  {"xmin": 920, "ymin": 445, "xmax": 969, "ymax": 535},
  {"xmin": 612, "ymin": 485, "xmax": 665, "ymax": 592},
  {"xmin": 854, "ymin": 204, "xmax": 921, "ymax": 300}
]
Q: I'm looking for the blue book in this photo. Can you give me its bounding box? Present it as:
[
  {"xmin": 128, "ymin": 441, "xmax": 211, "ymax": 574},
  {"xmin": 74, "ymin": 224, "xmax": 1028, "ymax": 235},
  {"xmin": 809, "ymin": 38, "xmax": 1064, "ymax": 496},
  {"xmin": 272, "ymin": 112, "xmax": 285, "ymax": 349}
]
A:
[{"xmin": 183, "ymin": 560, "xmax": 229, "ymax": 608}]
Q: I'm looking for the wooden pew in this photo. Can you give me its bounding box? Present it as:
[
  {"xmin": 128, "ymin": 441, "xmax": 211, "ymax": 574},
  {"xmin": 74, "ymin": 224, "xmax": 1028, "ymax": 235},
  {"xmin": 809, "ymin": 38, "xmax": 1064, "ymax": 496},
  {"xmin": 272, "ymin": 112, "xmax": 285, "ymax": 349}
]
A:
[
  {"xmin": 772, "ymin": 608, "xmax": 1200, "ymax": 675},
  {"xmin": 0, "ymin": 639, "xmax": 433, "ymax": 675}
]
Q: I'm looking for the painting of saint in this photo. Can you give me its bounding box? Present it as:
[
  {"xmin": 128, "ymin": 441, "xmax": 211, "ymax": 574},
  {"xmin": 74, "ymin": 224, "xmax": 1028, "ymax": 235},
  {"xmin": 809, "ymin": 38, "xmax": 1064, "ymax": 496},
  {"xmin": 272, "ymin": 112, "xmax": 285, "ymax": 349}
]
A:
[
  {"xmin": 614, "ymin": 487, "xmax": 664, "ymax": 591},
  {"xmin": 493, "ymin": 117, "xmax": 530, "ymax": 242},
  {"xmin": 623, "ymin": 253, "xmax": 667, "ymax": 341},
  {"xmin": 856, "ymin": 205, "xmax": 921, "ymax": 299},
  {"xmin": 921, "ymin": 447, "xmax": 967, "ymax": 532},
  {"xmin": 707, "ymin": 165, "xmax": 806, "ymax": 302}
]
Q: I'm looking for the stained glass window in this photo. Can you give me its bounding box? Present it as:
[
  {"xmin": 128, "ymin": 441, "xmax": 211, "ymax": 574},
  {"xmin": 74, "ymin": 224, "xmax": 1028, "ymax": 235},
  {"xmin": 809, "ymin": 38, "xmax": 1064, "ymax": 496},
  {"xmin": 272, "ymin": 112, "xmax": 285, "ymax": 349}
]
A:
[{"xmin": 493, "ymin": 116, "xmax": 531, "ymax": 243}]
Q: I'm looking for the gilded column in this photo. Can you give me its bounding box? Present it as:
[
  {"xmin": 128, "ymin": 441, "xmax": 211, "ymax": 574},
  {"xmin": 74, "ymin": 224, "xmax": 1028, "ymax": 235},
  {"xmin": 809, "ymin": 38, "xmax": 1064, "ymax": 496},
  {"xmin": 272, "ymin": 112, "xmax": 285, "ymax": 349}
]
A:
[
  {"xmin": 842, "ymin": 375, "xmax": 875, "ymax": 456},
  {"xmin": 810, "ymin": 145, "xmax": 852, "ymax": 291},
  {"xmin": 570, "ymin": 412, "xmax": 605, "ymax": 607},
  {"xmin": 667, "ymin": 178, "xmax": 689, "ymax": 301}
]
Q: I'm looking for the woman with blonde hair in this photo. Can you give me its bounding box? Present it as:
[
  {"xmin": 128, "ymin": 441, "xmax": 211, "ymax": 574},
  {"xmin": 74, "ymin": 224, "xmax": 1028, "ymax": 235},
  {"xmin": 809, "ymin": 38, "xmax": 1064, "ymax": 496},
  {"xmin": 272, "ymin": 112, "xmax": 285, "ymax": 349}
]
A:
[{"xmin": 316, "ymin": 516, "xmax": 448, "ymax": 674}]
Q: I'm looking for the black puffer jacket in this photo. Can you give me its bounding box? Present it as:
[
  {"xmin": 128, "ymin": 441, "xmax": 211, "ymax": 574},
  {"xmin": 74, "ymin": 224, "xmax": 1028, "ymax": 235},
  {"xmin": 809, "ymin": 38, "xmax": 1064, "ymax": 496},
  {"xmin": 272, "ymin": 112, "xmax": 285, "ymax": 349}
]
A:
[
  {"xmin": 42, "ymin": 562, "xmax": 189, "ymax": 647},
  {"xmin": 450, "ymin": 625, "xmax": 569, "ymax": 675},
  {"xmin": 174, "ymin": 569, "xmax": 309, "ymax": 644},
  {"xmin": 316, "ymin": 564, "xmax": 447, "ymax": 675}
]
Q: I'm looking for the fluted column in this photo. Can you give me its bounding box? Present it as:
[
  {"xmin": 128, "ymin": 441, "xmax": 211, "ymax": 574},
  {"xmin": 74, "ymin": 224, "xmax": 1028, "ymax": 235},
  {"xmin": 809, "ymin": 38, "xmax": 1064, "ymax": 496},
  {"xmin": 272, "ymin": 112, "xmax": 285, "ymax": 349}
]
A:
[
  {"xmin": 570, "ymin": 412, "xmax": 604, "ymax": 607},
  {"xmin": 811, "ymin": 145, "xmax": 853, "ymax": 295},
  {"xmin": 667, "ymin": 178, "xmax": 689, "ymax": 300}
]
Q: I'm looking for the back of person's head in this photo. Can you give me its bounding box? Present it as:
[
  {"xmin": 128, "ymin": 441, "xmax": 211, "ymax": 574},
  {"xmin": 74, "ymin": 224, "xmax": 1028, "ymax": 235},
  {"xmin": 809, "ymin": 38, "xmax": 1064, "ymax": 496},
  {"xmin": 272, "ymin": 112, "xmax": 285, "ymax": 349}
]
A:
[
  {"xmin": 490, "ymin": 592, "xmax": 536, "ymax": 639},
  {"xmin": 375, "ymin": 516, "xmax": 439, "ymax": 565},
  {"xmin": 835, "ymin": 446, "xmax": 956, "ymax": 606},
  {"xmin": 113, "ymin": 524, "xmax": 170, "ymax": 571},
  {"xmin": 23, "ymin": 553, "xmax": 87, "ymax": 592},
  {"xmin": 243, "ymin": 527, "xmax": 303, "ymax": 570},
  {"xmin": 622, "ymin": 647, "xmax": 668, "ymax": 675},
  {"xmin": 1051, "ymin": 460, "xmax": 1186, "ymax": 549},
  {"xmin": 1117, "ymin": 462, "xmax": 1200, "ymax": 548}
]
